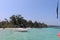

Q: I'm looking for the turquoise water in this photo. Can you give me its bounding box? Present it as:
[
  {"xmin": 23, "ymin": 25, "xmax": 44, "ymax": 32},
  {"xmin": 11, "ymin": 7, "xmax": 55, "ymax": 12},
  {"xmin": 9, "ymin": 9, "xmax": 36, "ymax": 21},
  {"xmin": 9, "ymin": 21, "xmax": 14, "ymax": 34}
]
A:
[{"xmin": 0, "ymin": 28, "xmax": 60, "ymax": 40}]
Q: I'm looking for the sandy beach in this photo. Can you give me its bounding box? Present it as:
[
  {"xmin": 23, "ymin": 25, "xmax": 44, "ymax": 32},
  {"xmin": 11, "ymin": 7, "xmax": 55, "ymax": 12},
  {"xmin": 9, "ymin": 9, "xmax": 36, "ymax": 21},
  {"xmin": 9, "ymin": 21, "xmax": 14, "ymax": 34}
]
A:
[{"xmin": 0, "ymin": 28, "xmax": 31, "ymax": 32}]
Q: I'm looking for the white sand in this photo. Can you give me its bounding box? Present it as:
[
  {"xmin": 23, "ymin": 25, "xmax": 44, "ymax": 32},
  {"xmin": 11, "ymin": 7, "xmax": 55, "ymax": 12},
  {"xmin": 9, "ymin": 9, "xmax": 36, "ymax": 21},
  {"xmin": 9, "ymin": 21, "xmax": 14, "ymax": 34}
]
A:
[{"xmin": 0, "ymin": 28, "xmax": 31, "ymax": 32}]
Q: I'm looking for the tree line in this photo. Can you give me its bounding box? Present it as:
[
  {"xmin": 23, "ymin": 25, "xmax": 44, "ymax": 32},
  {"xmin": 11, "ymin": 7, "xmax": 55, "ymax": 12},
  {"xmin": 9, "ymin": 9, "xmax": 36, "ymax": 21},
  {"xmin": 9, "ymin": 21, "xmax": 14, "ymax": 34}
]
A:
[{"xmin": 0, "ymin": 15, "xmax": 47, "ymax": 28}]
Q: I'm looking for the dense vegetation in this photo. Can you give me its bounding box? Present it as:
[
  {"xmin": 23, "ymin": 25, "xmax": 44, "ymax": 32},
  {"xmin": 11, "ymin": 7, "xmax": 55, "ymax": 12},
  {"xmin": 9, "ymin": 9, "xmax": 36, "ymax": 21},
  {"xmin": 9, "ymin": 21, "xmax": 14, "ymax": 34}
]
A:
[{"xmin": 0, "ymin": 15, "xmax": 47, "ymax": 28}]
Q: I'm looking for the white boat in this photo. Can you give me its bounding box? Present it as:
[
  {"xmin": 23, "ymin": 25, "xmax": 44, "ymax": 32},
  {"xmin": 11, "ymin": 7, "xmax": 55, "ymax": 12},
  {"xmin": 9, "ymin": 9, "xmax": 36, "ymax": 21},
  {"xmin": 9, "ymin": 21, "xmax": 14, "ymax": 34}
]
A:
[{"xmin": 14, "ymin": 28, "xmax": 29, "ymax": 32}]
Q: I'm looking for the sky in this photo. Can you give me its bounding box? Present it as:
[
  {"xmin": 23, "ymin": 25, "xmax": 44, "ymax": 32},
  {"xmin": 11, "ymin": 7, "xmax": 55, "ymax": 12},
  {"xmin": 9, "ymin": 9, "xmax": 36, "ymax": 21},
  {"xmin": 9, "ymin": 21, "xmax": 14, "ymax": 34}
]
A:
[{"xmin": 0, "ymin": 0, "xmax": 60, "ymax": 26}]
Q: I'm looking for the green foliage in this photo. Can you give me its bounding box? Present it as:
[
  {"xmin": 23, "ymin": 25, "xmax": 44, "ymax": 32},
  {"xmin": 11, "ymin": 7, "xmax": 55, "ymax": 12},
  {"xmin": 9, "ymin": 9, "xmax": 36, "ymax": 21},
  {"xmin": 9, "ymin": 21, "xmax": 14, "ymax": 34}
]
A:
[{"xmin": 0, "ymin": 14, "xmax": 47, "ymax": 28}]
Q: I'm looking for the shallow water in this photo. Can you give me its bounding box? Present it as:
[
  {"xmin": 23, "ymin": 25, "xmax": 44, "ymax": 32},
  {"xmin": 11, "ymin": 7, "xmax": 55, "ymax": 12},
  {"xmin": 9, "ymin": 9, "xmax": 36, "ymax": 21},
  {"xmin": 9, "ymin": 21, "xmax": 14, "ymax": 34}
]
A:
[{"xmin": 0, "ymin": 28, "xmax": 60, "ymax": 40}]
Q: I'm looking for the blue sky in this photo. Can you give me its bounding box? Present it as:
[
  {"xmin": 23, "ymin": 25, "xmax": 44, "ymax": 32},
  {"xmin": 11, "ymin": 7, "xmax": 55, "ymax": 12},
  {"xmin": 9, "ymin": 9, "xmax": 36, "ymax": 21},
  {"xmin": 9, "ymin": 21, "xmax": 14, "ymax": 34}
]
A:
[{"xmin": 0, "ymin": 0, "xmax": 60, "ymax": 25}]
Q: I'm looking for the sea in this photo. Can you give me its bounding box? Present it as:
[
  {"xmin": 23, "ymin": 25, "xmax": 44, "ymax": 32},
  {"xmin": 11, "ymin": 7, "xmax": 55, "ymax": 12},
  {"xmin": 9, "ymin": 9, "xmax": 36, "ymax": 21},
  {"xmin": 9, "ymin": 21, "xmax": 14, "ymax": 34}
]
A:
[{"xmin": 0, "ymin": 27, "xmax": 60, "ymax": 40}]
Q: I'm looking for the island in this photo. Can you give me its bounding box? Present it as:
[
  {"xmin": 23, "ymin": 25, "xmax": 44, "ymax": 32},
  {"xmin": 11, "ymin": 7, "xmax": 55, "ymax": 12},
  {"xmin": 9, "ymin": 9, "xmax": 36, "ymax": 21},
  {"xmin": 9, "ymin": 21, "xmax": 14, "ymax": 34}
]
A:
[{"xmin": 0, "ymin": 14, "xmax": 47, "ymax": 28}]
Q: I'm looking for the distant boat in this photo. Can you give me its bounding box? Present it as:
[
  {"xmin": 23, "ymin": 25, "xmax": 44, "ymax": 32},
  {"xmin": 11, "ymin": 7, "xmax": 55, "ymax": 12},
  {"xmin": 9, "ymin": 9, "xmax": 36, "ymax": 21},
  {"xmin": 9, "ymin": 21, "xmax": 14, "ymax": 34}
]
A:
[{"xmin": 14, "ymin": 28, "xmax": 30, "ymax": 32}]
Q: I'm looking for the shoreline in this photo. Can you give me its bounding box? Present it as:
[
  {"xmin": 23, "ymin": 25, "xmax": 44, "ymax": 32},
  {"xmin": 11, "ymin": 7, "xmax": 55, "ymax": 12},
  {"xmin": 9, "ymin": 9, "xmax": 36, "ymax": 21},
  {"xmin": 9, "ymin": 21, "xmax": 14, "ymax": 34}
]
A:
[{"xmin": 0, "ymin": 28, "xmax": 31, "ymax": 32}]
